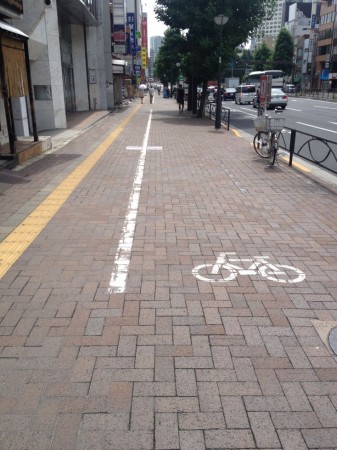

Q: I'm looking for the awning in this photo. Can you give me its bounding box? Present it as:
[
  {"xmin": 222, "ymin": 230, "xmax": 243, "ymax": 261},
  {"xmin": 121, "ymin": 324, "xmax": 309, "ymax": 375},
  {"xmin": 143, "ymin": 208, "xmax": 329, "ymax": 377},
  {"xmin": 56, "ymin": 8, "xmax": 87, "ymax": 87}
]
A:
[
  {"xmin": 0, "ymin": 19, "xmax": 28, "ymax": 40},
  {"xmin": 57, "ymin": 0, "xmax": 97, "ymax": 26}
]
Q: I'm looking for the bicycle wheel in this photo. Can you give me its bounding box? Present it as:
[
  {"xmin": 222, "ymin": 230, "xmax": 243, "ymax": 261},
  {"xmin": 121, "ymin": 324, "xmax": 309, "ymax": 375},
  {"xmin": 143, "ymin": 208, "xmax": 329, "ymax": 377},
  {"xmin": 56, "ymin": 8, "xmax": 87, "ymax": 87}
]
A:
[
  {"xmin": 192, "ymin": 264, "xmax": 237, "ymax": 283},
  {"xmin": 259, "ymin": 264, "xmax": 305, "ymax": 284},
  {"xmin": 253, "ymin": 132, "xmax": 269, "ymax": 158}
]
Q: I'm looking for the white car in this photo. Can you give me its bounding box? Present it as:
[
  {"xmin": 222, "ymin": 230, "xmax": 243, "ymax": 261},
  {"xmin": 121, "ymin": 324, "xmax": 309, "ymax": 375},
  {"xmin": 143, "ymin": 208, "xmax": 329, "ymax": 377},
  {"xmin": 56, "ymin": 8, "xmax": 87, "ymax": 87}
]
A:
[{"xmin": 253, "ymin": 88, "xmax": 288, "ymax": 110}]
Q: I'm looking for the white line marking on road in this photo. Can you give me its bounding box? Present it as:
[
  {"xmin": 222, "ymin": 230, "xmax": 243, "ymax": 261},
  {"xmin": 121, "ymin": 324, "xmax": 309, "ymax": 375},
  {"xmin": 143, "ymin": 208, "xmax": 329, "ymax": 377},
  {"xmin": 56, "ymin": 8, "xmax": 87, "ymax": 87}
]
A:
[
  {"xmin": 108, "ymin": 111, "xmax": 152, "ymax": 294},
  {"xmin": 313, "ymin": 105, "xmax": 337, "ymax": 110},
  {"xmin": 330, "ymin": 122, "xmax": 337, "ymax": 125},
  {"xmin": 286, "ymin": 108, "xmax": 302, "ymax": 111},
  {"xmin": 296, "ymin": 122, "xmax": 337, "ymax": 134},
  {"xmin": 126, "ymin": 146, "xmax": 162, "ymax": 151}
]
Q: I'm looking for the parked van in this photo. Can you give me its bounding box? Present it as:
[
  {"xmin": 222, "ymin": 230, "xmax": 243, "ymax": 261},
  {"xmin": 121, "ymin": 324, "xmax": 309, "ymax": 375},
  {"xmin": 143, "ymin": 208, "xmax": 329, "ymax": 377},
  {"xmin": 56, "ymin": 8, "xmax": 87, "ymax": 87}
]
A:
[{"xmin": 235, "ymin": 85, "xmax": 256, "ymax": 105}]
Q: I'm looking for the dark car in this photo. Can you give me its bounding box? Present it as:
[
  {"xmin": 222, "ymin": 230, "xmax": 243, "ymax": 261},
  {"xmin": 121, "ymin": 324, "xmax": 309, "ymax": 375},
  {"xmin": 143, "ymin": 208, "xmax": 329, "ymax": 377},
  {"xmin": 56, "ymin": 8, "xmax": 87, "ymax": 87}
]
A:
[{"xmin": 223, "ymin": 88, "xmax": 236, "ymax": 101}]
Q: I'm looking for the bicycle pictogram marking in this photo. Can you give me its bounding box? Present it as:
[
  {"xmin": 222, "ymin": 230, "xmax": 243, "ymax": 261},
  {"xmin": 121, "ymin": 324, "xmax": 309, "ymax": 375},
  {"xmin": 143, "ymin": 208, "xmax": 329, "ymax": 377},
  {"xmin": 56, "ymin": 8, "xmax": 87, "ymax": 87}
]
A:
[{"xmin": 192, "ymin": 252, "xmax": 306, "ymax": 284}]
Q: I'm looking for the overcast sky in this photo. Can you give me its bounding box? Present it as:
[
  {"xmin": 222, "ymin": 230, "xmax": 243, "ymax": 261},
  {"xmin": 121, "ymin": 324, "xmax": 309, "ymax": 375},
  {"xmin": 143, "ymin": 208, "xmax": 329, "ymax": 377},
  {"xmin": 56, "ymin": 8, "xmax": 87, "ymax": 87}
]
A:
[{"xmin": 143, "ymin": 0, "xmax": 167, "ymax": 38}]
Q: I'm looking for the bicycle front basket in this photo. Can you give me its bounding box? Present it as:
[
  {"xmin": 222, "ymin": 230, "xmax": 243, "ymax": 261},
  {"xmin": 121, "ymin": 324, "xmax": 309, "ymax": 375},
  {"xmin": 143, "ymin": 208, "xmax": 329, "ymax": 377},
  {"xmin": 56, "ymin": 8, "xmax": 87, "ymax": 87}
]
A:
[
  {"xmin": 254, "ymin": 116, "xmax": 267, "ymax": 132},
  {"xmin": 267, "ymin": 116, "xmax": 285, "ymax": 132}
]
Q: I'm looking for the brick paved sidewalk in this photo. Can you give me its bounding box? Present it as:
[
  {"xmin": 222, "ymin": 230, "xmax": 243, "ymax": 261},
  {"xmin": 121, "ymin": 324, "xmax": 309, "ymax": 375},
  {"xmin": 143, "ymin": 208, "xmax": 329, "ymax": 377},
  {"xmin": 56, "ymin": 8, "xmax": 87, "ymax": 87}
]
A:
[{"xmin": 0, "ymin": 94, "xmax": 337, "ymax": 449}]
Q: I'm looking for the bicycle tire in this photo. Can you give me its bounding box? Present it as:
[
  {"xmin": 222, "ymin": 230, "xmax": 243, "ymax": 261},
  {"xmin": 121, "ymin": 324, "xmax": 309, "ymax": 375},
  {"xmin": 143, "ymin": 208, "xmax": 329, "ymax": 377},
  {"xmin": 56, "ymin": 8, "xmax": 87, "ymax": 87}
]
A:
[
  {"xmin": 259, "ymin": 264, "xmax": 305, "ymax": 284},
  {"xmin": 192, "ymin": 264, "xmax": 237, "ymax": 283},
  {"xmin": 253, "ymin": 132, "xmax": 269, "ymax": 158}
]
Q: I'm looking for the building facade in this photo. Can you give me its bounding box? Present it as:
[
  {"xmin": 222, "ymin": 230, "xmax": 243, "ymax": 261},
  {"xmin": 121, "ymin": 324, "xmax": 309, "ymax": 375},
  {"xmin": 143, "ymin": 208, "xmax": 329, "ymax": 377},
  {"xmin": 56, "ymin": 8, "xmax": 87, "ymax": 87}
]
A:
[
  {"xmin": 8, "ymin": 0, "xmax": 112, "ymax": 132},
  {"xmin": 313, "ymin": 0, "xmax": 337, "ymax": 88}
]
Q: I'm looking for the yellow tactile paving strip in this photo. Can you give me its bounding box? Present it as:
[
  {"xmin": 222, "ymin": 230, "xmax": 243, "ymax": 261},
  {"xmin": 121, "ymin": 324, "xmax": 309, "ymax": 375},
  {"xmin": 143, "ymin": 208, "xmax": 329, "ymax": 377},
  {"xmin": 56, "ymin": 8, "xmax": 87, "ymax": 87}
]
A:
[{"xmin": 0, "ymin": 105, "xmax": 141, "ymax": 279}]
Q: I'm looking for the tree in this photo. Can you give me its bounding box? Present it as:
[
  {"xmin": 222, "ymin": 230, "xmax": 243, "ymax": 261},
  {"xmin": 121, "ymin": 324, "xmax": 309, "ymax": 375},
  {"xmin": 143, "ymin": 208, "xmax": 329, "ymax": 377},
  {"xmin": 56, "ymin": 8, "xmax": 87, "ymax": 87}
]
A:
[
  {"xmin": 154, "ymin": 0, "xmax": 277, "ymax": 115},
  {"xmin": 252, "ymin": 42, "xmax": 272, "ymax": 71},
  {"xmin": 154, "ymin": 28, "xmax": 186, "ymax": 87},
  {"xmin": 272, "ymin": 28, "xmax": 294, "ymax": 77}
]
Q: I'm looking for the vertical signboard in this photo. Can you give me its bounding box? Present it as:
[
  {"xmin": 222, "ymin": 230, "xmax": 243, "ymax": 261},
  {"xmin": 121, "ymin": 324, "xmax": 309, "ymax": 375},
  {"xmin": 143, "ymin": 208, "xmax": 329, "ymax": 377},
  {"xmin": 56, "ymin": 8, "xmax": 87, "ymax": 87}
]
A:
[
  {"xmin": 141, "ymin": 47, "xmax": 147, "ymax": 68},
  {"xmin": 127, "ymin": 13, "xmax": 136, "ymax": 57},
  {"xmin": 259, "ymin": 75, "xmax": 272, "ymax": 109}
]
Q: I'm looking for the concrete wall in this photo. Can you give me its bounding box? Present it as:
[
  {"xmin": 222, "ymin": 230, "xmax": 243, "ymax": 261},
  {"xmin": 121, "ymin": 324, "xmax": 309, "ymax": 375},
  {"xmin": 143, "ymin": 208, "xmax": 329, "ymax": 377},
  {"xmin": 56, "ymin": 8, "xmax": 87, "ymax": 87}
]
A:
[{"xmin": 72, "ymin": 24, "xmax": 90, "ymax": 111}]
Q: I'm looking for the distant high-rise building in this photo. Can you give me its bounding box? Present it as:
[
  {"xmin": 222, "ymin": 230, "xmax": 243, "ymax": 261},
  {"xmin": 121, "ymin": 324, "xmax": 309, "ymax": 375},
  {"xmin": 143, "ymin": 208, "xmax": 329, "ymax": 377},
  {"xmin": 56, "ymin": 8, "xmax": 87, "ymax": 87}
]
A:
[
  {"xmin": 149, "ymin": 35, "xmax": 163, "ymax": 80},
  {"xmin": 251, "ymin": 0, "xmax": 313, "ymax": 50}
]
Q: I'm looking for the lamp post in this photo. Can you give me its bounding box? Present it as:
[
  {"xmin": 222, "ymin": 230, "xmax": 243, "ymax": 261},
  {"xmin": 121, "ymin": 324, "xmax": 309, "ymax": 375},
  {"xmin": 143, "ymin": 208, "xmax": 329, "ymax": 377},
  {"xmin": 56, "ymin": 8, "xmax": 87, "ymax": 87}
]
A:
[{"xmin": 214, "ymin": 14, "xmax": 228, "ymax": 129}]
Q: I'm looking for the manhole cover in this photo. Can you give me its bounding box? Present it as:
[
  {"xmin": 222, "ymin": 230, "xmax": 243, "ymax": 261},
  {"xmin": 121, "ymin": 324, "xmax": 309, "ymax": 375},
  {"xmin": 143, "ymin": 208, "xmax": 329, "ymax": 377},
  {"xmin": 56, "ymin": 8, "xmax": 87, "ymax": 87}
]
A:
[{"xmin": 328, "ymin": 326, "xmax": 337, "ymax": 355}]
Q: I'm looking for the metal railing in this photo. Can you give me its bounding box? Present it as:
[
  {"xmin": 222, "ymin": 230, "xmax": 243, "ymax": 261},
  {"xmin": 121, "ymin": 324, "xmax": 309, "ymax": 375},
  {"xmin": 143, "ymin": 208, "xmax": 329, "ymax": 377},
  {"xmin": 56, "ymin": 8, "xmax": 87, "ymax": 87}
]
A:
[
  {"xmin": 204, "ymin": 100, "xmax": 230, "ymax": 130},
  {"xmin": 292, "ymin": 89, "xmax": 337, "ymax": 101},
  {"xmin": 278, "ymin": 127, "xmax": 337, "ymax": 175}
]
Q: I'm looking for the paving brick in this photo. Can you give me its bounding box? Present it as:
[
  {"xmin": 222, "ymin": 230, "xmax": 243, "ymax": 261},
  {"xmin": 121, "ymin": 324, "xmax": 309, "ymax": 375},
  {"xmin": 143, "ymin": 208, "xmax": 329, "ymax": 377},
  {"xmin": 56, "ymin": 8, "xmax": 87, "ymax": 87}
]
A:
[
  {"xmin": 242, "ymin": 325, "xmax": 265, "ymax": 347},
  {"xmin": 281, "ymin": 381, "xmax": 312, "ymax": 411},
  {"xmin": 155, "ymin": 356, "xmax": 174, "ymax": 382},
  {"xmin": 130, "ymin": 396, "xmax": 154, "ymax": 430},
  {"xmin": 133, "ymin": 382, "xmax": 176, "ymax": 397},
  {"xmin": 197, "ymin": 381, "xmax": 222, "ymax": 412},
  {"xmin": 179, "ymin": 430, "xmax": 205, "ymax": 450},
  {"xmin": 50, "ymin": 413, "xmax": 82, "ymax": 450},
  {"xmin": 249, "ymin": 411, "xmax": 281, "ymax": 448},
  {"xmin": 204, "ymin": 307, "xmax": 222, "ymax": 325},
  {"xmin": 196, "ymin": 368, "xmax": 237, "ymax": 382},
  {"xmin": 309, "ymin": 395, "xmax": 337, "ymax": 427},
  {"xmin": 102, "ymin": 430, "xmax": 154, "ymax": 449},
  {"xmin": 173, "ymin": 325, "xmax": 191, "ymax": 346},
  {"xmin": 139, "ymin": 308, "xmax": 156, "ymax": 325},
  {"xmin": 107, "ymin": 382, "xmax": 133, "ymax": 413},
  {"xmin": 155, "ymin": 396, "xmax": 199, "ymax": 413},
  {"xmin": 302, "ymin": 428, "xmax": 337, "ymax": 449},
  {"xmin": 155, "ymin": 412, "xmax": 179, "ymax": 449},
  {"xmin": 211, "ymin": 346, "xmax": 233, "ymax": 369},
  {"xmin": 135, "ymin": 345, "xmax": 155, "ymax": 368},
  {"xmin": 155, "ymin": 316, "xmax": 172, "ymax": 335},
  {"xmin": 71, "ymin": 357, "xmax": 95, "ymax": 383},
  {"xmin": 233, "ymin": 357, "xmax": 257, "ymax": 381},
  {"xmin": 218, "ymin": 381, "xmax": 262, "ymax": 396},
  {"xmin": 285, "ymin": 346, "xmax": 312, "ymax": 368},
  {"xmin": 176, "ymin": 369, "xmax": 197, "ymax": 396},
  {"xmin": 204, "ymin": 429, "xmax": 255, "ymax": 449},
  {"xmin": 179, "ymin": 412, "xmax": 226, "ymax": 430},
  {"xmin": 221, "ymin": 396, "xmax": 250, "ymax": 428},
  {"xmin": 277, "ymin": 429, "xmax": 308, "ymax": 450},
  {"xmin": 175, "ymin": 357, "xmax": 214, "ymax": 369},
  {"xmin": 271, "ymin": 411, "xmax": 322, "ymax": 429},
  {"xmin": 191, "ymin": 335, "xmax": 211, "ymax": 357},
  {"xmin": 117, "ymin": 335, "xmax": 137, "ymax": 357},
  {"xmin": 244, "ymin": 395, "xmax": 290, "ymax": 412}
]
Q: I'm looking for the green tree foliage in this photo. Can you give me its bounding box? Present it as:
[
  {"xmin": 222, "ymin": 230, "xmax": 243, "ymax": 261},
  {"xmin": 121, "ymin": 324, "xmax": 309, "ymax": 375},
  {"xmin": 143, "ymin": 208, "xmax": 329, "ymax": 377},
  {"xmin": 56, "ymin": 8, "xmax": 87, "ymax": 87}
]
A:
[
  {"xmin": 253, "ymin": 42, "xmax": 272, "ymax": 71},
  {"xmin": 154, "ymin": 28, "xmax": 186, "ymax": 85},
  {"xmin": 272, "ymin": 28, "xmax": 294, "ymax": 76},
  {"xmin": 153, "ymin": 0, "xmax": 277, "ymax": 114}
]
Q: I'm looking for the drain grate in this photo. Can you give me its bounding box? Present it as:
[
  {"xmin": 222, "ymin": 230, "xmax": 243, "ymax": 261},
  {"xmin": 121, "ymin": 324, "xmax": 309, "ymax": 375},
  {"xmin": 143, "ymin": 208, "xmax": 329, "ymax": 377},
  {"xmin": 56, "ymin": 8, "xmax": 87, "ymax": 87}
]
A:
[{"xmin": 328, "ymin": 326, "xmax": 337, "ymax": 355}]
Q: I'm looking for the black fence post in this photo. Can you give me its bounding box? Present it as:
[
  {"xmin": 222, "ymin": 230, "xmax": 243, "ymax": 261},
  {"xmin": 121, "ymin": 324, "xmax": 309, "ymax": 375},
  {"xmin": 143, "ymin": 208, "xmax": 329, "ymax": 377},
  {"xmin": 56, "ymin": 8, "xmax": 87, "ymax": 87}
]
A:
[{"xmin": 289, "ymin": 129, "xmax": 296, "ymax": 166}]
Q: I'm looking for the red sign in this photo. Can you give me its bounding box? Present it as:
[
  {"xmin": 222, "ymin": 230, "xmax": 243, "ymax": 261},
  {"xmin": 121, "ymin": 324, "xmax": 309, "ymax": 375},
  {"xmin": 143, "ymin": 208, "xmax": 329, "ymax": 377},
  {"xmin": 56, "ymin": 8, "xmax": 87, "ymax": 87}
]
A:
[
  {"xmin": 141, "ymin": 19, "xmax": 147, "ymax": 48},
  {"xmin": 113, "ymin": 31, "xmax": 126, "ymax": 42}
]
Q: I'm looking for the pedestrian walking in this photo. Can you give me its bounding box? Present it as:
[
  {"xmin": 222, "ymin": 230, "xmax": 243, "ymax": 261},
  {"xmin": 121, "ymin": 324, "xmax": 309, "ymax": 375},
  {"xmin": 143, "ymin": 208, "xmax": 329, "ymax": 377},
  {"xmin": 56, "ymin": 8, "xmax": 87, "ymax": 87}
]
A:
[
  {"xmin": 139, "ymin": 87, "xmax": 145, "ymax": 104},
  {"xmin": 149, "ymin": 85, "xmax": 155, "ymax": 104},
  {"xmin": 177, "ymin": 84, "xmax": 185, "ymax": 114}
]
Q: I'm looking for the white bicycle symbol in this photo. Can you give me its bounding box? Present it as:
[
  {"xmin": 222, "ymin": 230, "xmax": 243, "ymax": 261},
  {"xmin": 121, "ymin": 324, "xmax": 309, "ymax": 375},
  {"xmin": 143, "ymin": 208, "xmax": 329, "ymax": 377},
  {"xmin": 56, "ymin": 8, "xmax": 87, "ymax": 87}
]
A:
[{"xmin": 192, "ymin": 252, "xmax": 305, "ymax": 284}]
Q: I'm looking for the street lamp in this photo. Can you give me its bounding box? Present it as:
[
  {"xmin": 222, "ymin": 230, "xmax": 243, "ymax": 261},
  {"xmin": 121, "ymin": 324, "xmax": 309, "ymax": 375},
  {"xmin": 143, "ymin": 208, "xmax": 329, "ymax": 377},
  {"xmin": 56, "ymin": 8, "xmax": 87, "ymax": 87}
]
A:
[{"xmin": 214, "ymin": 14, "xmax": 229, "ymax": 129}]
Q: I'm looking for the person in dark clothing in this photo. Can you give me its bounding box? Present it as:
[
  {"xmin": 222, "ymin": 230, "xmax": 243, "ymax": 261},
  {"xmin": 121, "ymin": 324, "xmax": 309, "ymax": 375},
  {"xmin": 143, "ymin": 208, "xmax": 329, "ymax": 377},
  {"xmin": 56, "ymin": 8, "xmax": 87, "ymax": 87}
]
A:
[{"xmin": 177, "ymin": 84, "xmax": 185, "ymax": 113}]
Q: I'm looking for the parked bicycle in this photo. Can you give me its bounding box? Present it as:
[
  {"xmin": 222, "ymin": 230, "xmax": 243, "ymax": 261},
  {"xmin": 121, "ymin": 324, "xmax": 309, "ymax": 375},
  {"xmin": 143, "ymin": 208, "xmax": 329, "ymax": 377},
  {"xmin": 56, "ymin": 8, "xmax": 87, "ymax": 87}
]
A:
[{"xmin": 253, "ymin": 108, "xmax": 285, "ymax": 166}]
